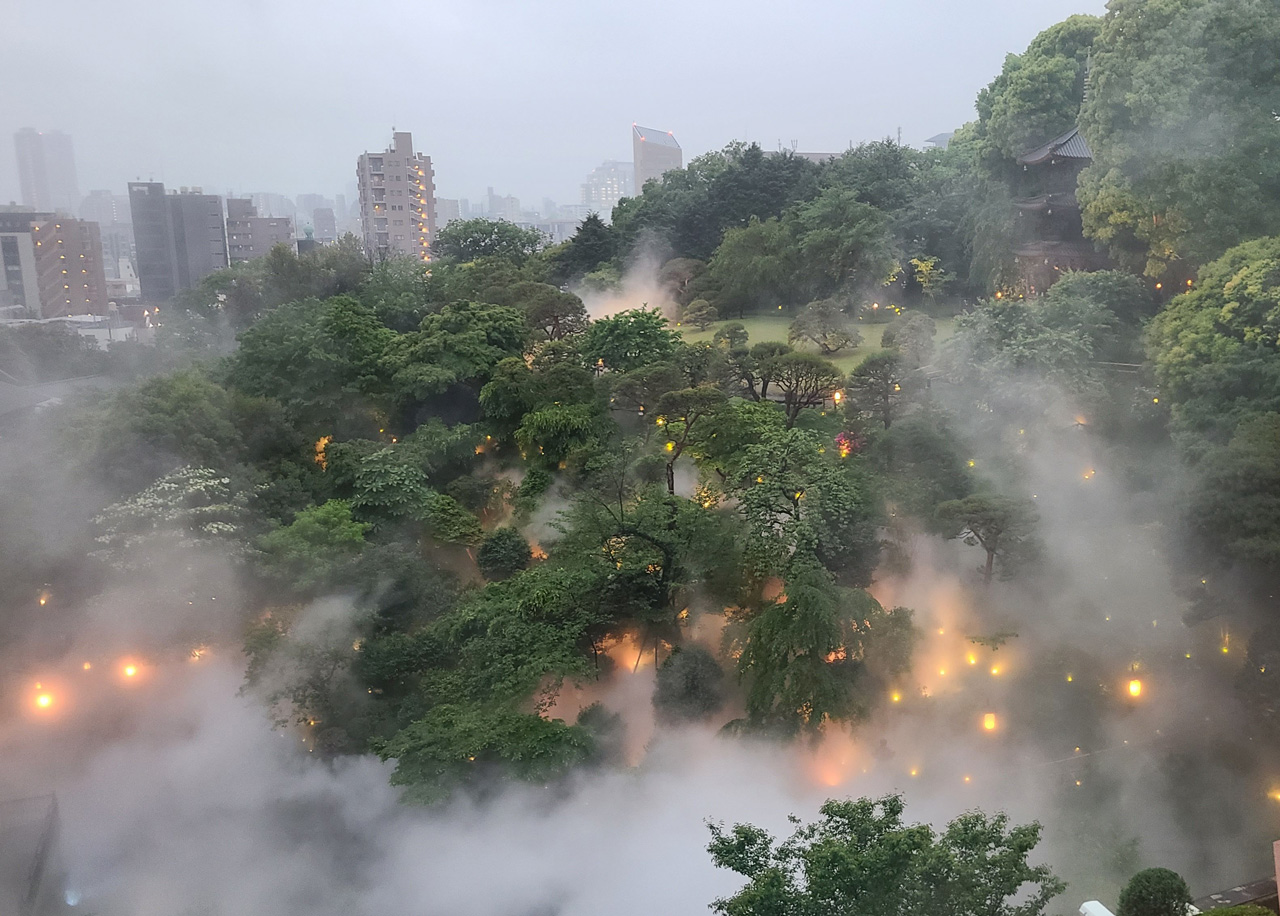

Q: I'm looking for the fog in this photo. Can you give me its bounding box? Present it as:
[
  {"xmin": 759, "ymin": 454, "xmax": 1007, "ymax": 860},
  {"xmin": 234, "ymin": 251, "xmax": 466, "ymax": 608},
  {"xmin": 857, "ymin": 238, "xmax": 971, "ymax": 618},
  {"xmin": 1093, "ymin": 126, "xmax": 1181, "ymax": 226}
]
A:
[
  {"xmin": 1, "ymin": 0, "xmax": 1103, "ymax": 204},
  {"xmin": 2, "ymin": 382, "xmax": 1277, "ymax": 915}
]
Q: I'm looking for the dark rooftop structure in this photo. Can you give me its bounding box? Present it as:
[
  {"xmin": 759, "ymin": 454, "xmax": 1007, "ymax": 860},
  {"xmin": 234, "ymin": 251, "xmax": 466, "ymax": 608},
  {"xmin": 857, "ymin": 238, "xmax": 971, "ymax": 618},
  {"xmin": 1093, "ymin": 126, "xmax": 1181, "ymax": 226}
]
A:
[
  {"xmin": 1016, "ymin": 126, "xmax": 1092, "ymax": 166},
  {"xmin": 1194, "ymin": 876, "xmax": 1279, "ymax": 914},
  {"xmin": 1011, "ymin": 125, "xmax": 1106, "ymax": 293}
]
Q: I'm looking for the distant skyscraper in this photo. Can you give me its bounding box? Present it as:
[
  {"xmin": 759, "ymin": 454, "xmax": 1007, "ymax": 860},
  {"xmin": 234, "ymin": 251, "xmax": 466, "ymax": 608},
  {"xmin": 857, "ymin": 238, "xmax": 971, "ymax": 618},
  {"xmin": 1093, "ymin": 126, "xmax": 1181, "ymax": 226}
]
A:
[
  {"xmin": 485, "ymin": 187, "xmax": 521, "ymax": 222},
  {"xmin": 128, "ymin": 182, "xmax": 228, "ymax": 302},
  {"xmin": 582, "ymin": 160, "xmax": 634, "ymax": 218},
  {"xmin": 0, "ymin": 208, "xmax": 108, "ymax": 316},
  {"xmin": 80, "ymin": 190, "xmax": 135, "ymax": 280},
  {"xmin": 356, "ymin": 131, "xmax": 436, "ymax": 261},
  {"xmin": 312, "ymin": 207, "xmax": 337, "ymax": 242},
  {"xmin": 435, "ymin": 198, "xmax": 461, "ymax": 227},
  {"xmin": 226, "ymin": 199, "xmax": 295, "ymax": 263},
  {"xmin": 14, "ymin": 129, "xmax": 80, "ymax": 215},
  {"xmin": 632, "ymin": 125, "xmax": 682, "ymax": 195}
]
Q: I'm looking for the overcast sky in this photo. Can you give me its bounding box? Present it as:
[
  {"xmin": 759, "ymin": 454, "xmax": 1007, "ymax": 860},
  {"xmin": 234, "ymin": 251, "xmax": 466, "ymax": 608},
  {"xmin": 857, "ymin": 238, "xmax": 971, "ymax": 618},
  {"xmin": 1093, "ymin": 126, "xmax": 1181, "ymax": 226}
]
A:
[{"xmin": 1, "ymin": 0, "xmax": 1106, "ymax": 209}]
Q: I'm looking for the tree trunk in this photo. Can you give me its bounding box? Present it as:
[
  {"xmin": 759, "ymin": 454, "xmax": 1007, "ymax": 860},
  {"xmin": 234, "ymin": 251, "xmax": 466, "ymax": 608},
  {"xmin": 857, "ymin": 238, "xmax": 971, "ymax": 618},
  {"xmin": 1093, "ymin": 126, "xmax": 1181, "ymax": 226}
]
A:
[
  {"xmin": 983, "ymin": 549, "xmax": 994, "ymax": 586},
  {"xmin": 665, "ymin": 460, "xmax": 676, "ymax": 496}
]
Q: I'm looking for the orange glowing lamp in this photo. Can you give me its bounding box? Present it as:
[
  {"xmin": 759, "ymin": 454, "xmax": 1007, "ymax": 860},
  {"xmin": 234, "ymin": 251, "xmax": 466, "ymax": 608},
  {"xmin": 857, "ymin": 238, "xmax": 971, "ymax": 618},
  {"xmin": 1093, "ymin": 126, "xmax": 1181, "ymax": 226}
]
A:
[
  {"xmin": 983, "ymin": 713, "xmax": 997, "ymax": 731},
  {"xmin": 1128, "ymin": 679, "xmax": 1142, "ymax": 697},
  {"xmin": 34, "ymin": 693, "xmax": 53, "ymax": 709},
  {"xmin": 123, "ymin": 664, "xmax": 138, "ymax": 678}
]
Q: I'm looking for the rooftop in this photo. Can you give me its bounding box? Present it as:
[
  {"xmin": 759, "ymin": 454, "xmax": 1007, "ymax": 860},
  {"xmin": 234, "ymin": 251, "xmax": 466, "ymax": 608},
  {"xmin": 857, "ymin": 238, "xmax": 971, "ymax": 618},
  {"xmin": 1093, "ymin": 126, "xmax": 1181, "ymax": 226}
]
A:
[
  {"xmin": 633, "ymin": 125, "xmax": 681, "ymax": 149},
  {"xmin": 1017, "ymin": 126, "xmax": 1092, "ymax": 166}
]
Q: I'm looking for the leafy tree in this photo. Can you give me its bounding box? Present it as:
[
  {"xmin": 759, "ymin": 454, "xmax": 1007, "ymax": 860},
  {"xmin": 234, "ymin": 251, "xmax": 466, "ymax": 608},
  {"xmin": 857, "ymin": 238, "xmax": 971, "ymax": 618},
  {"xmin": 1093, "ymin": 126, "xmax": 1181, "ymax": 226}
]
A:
[
  {"xmin": 973, "ymin": 15, "xmax": 1102, "ymax": 172},
  {"xmin": 866, "ymin": 413, "xmax": 973, "ymax": 522},
  {"xmin": 0, "ymin": 323, "xmax": 107, "ymax": 382},
  {"xmin": 1117, "ymin": 868, "xmax": 1193, "ymax": 916},
  {"xmin": 76, "ymin": 369, "xmax": 244, "ymax": 493},
  {"xmin": 258, "ymin": 500, "xmax": 369, "ymax": 592},
  {"xmin": 582, "ymin": 308, "xmax": 682, "ymax": 372},
  {"xmin": 737, "ymin": 558, "xmax": 907, "ymax": 733},
  {"xmin": 791, "ymin": 187, "xmax": 897, "ymax": 298},
  {"xmin": 653, "ymin": 646, "xmax": 727, "ymax": 724},
  {"xmin": 1078, "ymin": 0, "xmax": 1280, "ymax": 275},
  {"xmin": 909, "ymin": 255, "xmax": 950, "ymax": 305},
  {"xmin": 229, "ymin": 296, "xmax": 396, "ymax": 434},
  {"xmin": 733, "ymin": 428, "xmax": 879, "ymax": 580},
  {"xmin": 880, "ymin": 313, "xmax": 937, "ymax": 368},
  {"xmin": 655, "ymin": 386, "xmax": 727, "ymax": 495},
  {"xmin": 847, "ymin": 350, "xmax": 907, "ymax": 429},
  {"xmin": 1148, "ymin": 238, "xmax": 1280, "ymax": 446},
  {"xmin": 713, "ymin": 321, "xmax": 750, "ymax": 350},
  {"xmin": 766, "ymin": 351, "xmax": 844, "ymax": 428},
  {"xmin": 431, "ymin": 218, "xmax": 544, "ymax": 264},
  {"xmin": 707, "ymin": 794, "xmax": 1064, "ymax": 916},
  {"xmin": 546, "ymin": 212, "xmax": 616, "ymax": 284},
  {"xmin": 385, "ymin": 300, "xmax": 527, "ymax": 415},
  {"xmin": 92, "ymin": 467, "xmax": 252, "ymax": 571},
  {"xmin": 1191, "ymin": 413, "xmax": 1280, "ymax": 564},
  {"xmin": 788, "ymin": 297, "xmax": 862, "ymax": 354},
  {"xmin": 476, "ymin": 527, "xmax": 533, "ymax": 581},
  {"xmin": 708, "ymin": 216, "xmax": 799, "ymax": 313},
  {"xmin": 683, "ymin": 298, "xmax": 718, "ymax": 330},
  {"xmin": 936, "ymin": 495, "xmax": 1040, "ymax": 585},
  {"xmin": 373, "ymin": 702, "xmax": 594, "ymax": 803}
]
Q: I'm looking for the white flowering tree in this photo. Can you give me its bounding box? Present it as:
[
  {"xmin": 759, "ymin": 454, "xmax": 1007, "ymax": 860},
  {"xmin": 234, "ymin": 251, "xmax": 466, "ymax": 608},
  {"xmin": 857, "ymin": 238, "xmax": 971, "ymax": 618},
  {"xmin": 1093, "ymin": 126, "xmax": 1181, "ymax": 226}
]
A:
[{"xmin": 92, "ymin": 466, "xmax": 253, "ymax": 572}]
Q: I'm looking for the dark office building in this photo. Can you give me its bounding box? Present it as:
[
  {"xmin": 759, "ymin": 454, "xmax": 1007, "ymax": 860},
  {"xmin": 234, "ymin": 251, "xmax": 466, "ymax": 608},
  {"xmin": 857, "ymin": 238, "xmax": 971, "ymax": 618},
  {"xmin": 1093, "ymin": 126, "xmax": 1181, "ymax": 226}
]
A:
[{"xmin": 128, "ymin": 182, "xmax": 228, "ymax": 303}]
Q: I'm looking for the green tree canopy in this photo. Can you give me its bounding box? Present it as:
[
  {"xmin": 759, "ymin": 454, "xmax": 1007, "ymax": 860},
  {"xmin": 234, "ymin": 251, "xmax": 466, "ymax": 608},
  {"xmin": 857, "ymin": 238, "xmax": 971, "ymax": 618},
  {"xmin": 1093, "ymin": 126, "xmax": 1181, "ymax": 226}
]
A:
[
  {"xmin": 431, "ymin": 218, "xmax": 545, "ymax": 264},
  {"xmin": 1078, "ymin": 0, "xmax": 1280, "ymax": 275},
  {"xmin": 1117, "ymin": 868, "xmax": 1193, "ymax": 916},
  {"xmin": 707, "ymin": 794, "xmax": 1064, "ymax": 916}
]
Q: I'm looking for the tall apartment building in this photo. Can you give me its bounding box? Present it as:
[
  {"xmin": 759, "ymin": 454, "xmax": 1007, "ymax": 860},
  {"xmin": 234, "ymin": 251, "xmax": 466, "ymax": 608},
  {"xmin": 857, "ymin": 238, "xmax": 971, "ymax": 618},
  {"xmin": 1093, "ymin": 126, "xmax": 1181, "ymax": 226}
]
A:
[
  {"xmin": 226, "ymin": 199, "xmax": 295, "ymax": 263},
  {"xmin": 13, "ymin": 129, "xmax": 80, "ymax": 215},
  {"xmin": 581, "ymin": 160, "xmax": 634, "ymax": 218},
  {"xmin": 356, "ymin": 131, "xmax": 436, "ymax": 261},
  {"xmin": 127, "ymin": 182, "xmax": 228, "ymax": 302},
  {"xmin": 632, "ymin": 124, "xmax": 682, "ymax": 195},
  {"xmin": 0, "ymin": 209, "xmax": 108, "ymax": 317}
]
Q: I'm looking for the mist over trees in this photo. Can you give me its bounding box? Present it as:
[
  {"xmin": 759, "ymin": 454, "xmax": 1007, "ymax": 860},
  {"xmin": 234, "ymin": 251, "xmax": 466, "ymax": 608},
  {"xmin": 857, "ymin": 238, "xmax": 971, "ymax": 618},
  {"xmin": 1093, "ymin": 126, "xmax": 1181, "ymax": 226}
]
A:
[{"xmin": 6, "ymin": 0, "xmax": 1280, "ymax": 911}]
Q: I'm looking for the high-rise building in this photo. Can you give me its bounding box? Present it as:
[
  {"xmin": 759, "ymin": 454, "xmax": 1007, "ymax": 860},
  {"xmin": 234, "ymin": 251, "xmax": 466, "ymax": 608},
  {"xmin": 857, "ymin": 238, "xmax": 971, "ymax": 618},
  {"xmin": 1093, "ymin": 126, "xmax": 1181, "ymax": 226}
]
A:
[
  {"xmin": 13, "ymin": 129, "xmax": 80, "ymax": 215},
  {"xmin": 435, "ymin": 198, "xmax": 461, "ymax": 227},
  {"xmin": 632, "ymin": 125, "xmax": 682, "ymax": 195},
  {"xmin": 356, "ymin": 131, "xmax": 436, "ymax": 261},
  {"xmin": 127, "ymin": 183, "xmax": 228, "ymax": 302},
  {"xmin": 312, "ymin": 207, "xmax": 337, "ymax": 242},
  {"xmin": 0, "ymin": 208, "xmax": 108, "ymax": 317},
  {"xmin": 226, "ymin": 199, "xmax": 296, "ymax": 263},
  {"xmin": 80, "ymin": 190, "xmax": 134, "ymax": 280},
  {"xmin": 581, "ymin": 160, "xmax": 634, "ymax": 218},
  {"xmin": 485, "ymin": 187, "xmax": 521, "ymax": 222}
]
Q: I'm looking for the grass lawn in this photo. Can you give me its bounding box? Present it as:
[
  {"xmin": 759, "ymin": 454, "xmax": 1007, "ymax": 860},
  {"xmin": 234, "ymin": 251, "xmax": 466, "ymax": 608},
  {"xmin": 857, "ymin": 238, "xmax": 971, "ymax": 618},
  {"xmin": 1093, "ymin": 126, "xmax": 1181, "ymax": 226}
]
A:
[{"xmin": 678, "ymin": 314, "xmax": 956, "ymax": 373}]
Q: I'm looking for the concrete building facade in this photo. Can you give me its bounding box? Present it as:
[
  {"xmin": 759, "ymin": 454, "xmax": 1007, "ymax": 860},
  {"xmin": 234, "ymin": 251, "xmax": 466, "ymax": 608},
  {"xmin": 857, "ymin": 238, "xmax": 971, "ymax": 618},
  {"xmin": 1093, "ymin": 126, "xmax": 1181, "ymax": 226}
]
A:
[
  {"xmin": 13, "ymin": 129, "xmax": 80, "ymax": 215},
  {"xmin": 582, "ymin": 160, "xmax": 633, "ymax": 217},
  {"xmin": 128, "ymin": 183, "xmax": 228, "ymax": 303},
  {"xmin": 0, "ymin": 209, "xmax": 108, "ymax": 317},
  {"xmin": 356, "ymin": 131, "xmax": 436, "ymax": 261},
  {"xmin": 632, "ymin": 125, "xmax": 682, "ymax": 195},
  {"xmin": 226, "ymin": 199, "xmax": 295, "ymax": 263}
]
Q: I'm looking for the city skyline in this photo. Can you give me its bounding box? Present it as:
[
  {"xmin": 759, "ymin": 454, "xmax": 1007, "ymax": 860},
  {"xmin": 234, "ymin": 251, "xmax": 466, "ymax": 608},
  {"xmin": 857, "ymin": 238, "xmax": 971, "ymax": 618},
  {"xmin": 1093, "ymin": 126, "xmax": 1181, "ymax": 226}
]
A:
[{"xmin": 0, "ymin": 0, "xmax": 1105, "ymax": 207}]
